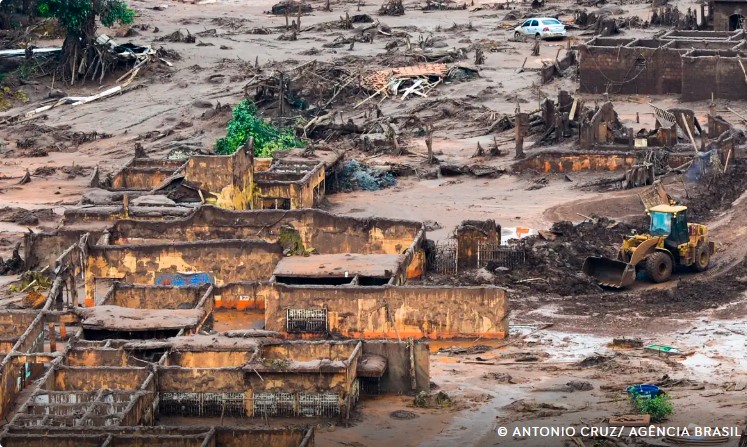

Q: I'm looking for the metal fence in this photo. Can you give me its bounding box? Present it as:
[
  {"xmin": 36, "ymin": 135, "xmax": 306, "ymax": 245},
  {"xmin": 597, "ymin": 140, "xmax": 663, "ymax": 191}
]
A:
[
  {"xmin": 427, "ymin": 241, "xmax": 458, "ymax": 275},
  {"xmin": 286, "ymin": 308, "xmax": 328, "ymax": 333},
  {"xmin": 159, "ymin": 390, "xmax": 347, "ymax": 418},
  {"xmin": 477, "ymin": 242, "xmax": 526, "ymax": 270}
]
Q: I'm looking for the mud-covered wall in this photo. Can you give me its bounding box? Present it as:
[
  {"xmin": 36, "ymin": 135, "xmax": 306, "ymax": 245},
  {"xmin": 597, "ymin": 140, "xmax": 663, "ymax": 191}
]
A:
[
  {"xmin": 0, "ymin": 312, "xmax": 40, "ymax": 341},
  {"xmin": 713, "ymin": 2, "xmax": 747, "ymax": 31},
  {"xmin": 579, "ymin": 44, "xmax": 683, "ymax": 94},
  {"xmin": 214, "ymin": 427, "xmax": 312, "ymax": 447},
  {"xmin": 110, "ymin": 207, "xmax": 424, "ymax": 256},
  {"xmin": 1, "ymin": 436, "xmax": 108, "ymax": 447},
  {"xmin": 214, "ymin": 282, "xmax": 267, "ymax": 310},
  {"xmin": 101, "ymin": 283, "xmax": 208, "ymax": 309},
  {"xmin": 261, "ymin": 342, "xmax": 356, "ymax": 362},
  {"xmin": 24, "ymin": 229, "xmax": 98, "ymax": 271},
  {"xmin": 2, "ymin": 427, "xmax": 312, "ymax": 447},
  {"xmin": 362, "ymin": 341, "xmax": 430, "ymax": 393},
  {"xmin": 682, "ymin": 52, "xmax": 747, "ymax": 101},
  {"xmin": 66, "ymin": 348, "xmax": 131, "ymax": 367},
  {"xmin": 514, "ymin": 152, "xmax": 637, "ymax": 172},
  {"xmin": 52, "ymin": 367, "xmax": 149, "ymax": 391},
  {"xmin": 264, "ymin": 284, "xmax": 508, "ymax": 339},
  {"xmin": 85, "ymin": 240, "xmax": 283, "ymax": 306},
  {"xmin": 111, "ymin": 167, "xmax": 178, "ymax": 190},
  {"xmin": 158, "ymin": 367, "xmax": 350, "ymax": 395},
  {"xmin": 255, "ymin": 164, "xmax": 325, "ymax": 210},
  {"xmin": 168, "ymin": 351, "xmax": 255, "ymax": 368},
  {"xmin": 185, "ymin": 144, "xmax": 254, "ymax": 210}
]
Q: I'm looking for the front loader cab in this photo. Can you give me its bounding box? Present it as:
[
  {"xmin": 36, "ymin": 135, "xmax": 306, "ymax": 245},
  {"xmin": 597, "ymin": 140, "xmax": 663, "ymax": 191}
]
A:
[{"xmin": 648, "ymin": 205, "xmax": 690, "ymax": 249}]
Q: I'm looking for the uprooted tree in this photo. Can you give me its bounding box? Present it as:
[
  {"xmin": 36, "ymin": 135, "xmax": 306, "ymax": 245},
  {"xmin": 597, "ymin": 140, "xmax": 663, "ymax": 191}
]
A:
[{"xmin": 36, "ymin": 0, "xmax": 134, "ymax": 83}]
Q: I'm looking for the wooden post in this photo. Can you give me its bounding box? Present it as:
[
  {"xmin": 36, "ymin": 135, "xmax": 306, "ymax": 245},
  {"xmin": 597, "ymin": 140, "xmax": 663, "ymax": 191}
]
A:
[
  {"xmin": 123, "ymin": 193, "xmax": 129, "ymax": 218},
  {"xmin": 515, "ymin": 112, "xmax": 529, "ymax": 159},
  {"xmin": 408, "ymin": 337, "xmax": 417, "ymax": 391},
  {"xmin": 426, "ymin": 125, "xmax": 434, "ymax": 164},
  {"xmin": 278, "ymin": 73, "xmax": 285, "ymax": 116},
  {"xmin": 48, "ymin": 322, "xmax": 56, "ymax": 352},
  {"xmin": 60, "ymin": 321, "xmax": 67, "ymax": 339}
]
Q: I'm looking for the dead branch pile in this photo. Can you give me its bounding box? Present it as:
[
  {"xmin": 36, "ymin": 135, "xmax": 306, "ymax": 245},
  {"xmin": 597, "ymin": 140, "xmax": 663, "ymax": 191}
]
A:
[
  {"xmin": 423, "ymin": 0, "xmax": 467, "ymax": 10},
  {"xmin": 245, "ymin": 60, "xmax": 363, "ymax": 118},
  {"xmin": 156, "ymin": 29, "xmax": 196, "ymax": 43},
  {"xmin": 379, "ymin": 0, "xmax": 405, "ymax": 16}
]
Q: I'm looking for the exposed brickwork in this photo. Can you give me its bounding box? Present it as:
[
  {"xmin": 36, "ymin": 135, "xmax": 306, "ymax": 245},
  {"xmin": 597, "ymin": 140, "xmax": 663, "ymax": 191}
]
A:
[
  {"xmin": 713, "ymin": 1, "xmax": 747, "ymax": 31},
  {"xmin": 579, "ymin": 44, "xmax": 684, "ymax": 94},
  {"xmin": 682, "ymin": 52, "xmax": 747, "ymax": 101}
]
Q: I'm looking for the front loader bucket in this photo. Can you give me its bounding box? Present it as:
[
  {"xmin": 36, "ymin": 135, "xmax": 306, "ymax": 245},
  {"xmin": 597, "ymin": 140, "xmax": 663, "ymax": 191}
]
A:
[{"xmin": 582, "ymin": 256, "xmax": 636, "ymax": 288}]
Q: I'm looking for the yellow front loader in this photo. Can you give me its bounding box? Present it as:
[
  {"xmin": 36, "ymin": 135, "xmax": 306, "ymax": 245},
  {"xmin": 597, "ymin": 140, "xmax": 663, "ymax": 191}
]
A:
[{"xmin": 583, "ymin": 205, "xmax": 715, "ymax": 288}]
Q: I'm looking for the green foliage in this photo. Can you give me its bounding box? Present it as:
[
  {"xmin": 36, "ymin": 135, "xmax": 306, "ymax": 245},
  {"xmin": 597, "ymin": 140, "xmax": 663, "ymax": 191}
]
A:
[
  {"xmin": 97, "ymin": 0, "xmax": 135, "ymax": 27},
  {"xmin": 37, "ymin": 0, "xmax": 133, "ymax": 37},
  {"xmin": 215, "ymin": 99, "xmax": 303, "ymax": 158},
  {"xmin": 633, "ymin": 393, "xmax": 673, "ymax": 422}
]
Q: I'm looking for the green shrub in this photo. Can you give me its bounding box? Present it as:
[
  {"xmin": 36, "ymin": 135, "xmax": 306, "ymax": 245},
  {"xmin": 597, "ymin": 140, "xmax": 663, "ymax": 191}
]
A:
[
  {"xmin": 37, "ymin": 0, "xmax": 134, "ymax": 37},
  {"xmin": 215, "ymin": 99, "xmax": 302, "ymax": 158},
  {"xmin": 633, "ymin": 393, "xmax": 673, "ymax": 422}
]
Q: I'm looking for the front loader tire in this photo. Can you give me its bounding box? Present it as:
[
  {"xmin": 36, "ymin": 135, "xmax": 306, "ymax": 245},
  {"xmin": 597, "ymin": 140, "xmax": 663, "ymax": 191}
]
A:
[
  {"xmin": 693, "ymin": 244, "xmax": 710, "ymax": 272},
  {"xmin": 645, "ymin": 252, "xmax": 673, "ymax": 283}
]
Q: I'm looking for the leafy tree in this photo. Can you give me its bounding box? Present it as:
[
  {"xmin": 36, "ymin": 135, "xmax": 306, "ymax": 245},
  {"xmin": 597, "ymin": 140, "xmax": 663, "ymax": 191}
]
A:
[
  {"xmin": 36, "ymin": 0, "xmax": 134, "ymax": 82},
  {"xmin": 216, "ymin": 100, "xmax": 303, "ymax": 158}
]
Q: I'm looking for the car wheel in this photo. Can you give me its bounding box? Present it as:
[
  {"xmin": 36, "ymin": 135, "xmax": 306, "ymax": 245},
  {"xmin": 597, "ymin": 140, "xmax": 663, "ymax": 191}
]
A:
[
  {"xmin": 514, "ymin": 31, "xmax": 521, "ymax": 40},
  {"xmin": 535, "ymin": 33, "xmax": 542, "ymax": 40}
]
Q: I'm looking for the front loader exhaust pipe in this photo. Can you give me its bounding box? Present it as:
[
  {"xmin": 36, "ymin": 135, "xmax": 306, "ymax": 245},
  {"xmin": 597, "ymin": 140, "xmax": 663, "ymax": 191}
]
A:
[{"xmin": 582, "ymin": 256, "xmax": 637, "ymax": 288}]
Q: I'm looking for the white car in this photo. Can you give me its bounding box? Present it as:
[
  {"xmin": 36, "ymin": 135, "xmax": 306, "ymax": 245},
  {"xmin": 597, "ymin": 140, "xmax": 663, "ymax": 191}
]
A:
[{"xmin": 514, "ymin": 17, "xmax": 567, "ymax": 40}]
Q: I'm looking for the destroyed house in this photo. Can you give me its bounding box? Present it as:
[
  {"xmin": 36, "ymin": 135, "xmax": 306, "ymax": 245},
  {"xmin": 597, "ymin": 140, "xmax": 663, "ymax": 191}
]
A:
[
  {"xmin": 514, "ymin": 99, "xmax": 735, "ymax": 189},
  {"xmin": 93, "ymin": 142, "xmax": 342, "ymax": 215},
  {"xmin": 0, "ymin": 320, "xmax": 427, "ymax": 426},
  {"xmin": 578, "ymin": 31, "xmax": 745, "ymax": 98},
  {"xmin": 710, "ymin": 0, "xmax": 747, "ymax": 31},
  {"xmin": 26, "ymin": 206, "xmax": 508, "ymax": 340},
  {"xmin": 0, "ymin": 334, "xmax": 319, "ymax": 445},
  {"xmin": 77, "ymin": 284, "xmax": 214, "ymax": 340}
]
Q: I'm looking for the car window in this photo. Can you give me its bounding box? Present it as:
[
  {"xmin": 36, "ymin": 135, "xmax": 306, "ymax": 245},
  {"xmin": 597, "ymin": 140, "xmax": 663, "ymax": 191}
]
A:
[
  {"xmin": 530, "ymin": 19, "xmax": 539, "ymax": 26},
  {"xmin": 522, "ymin": 20, "xmax": 531, "ymax": 27},
  {"xmin": 543, "ymin": 19, "xmax": 561, "ymax": 25}
]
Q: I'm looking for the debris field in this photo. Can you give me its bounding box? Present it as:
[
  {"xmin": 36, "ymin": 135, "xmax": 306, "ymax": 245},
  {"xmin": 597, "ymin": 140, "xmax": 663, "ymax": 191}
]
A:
[{"xmin": 0, "ymin": 0, "xmax": 746, "ymax": 446}]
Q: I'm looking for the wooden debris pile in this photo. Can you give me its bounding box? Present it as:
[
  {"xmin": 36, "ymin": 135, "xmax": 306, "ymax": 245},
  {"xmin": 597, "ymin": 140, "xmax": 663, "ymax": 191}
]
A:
[
  {"xmin": 245, "ymin": 60, "xmax": 362, "ymax": 117},
  {"xmin": 423, "ymin": 0, "xmax": 467, "ymax": 11},
  {"xmin": 1, "ymin": 35, "xmax": 169, "ymax": 125},
  {"xmin": 357, "ymin": 63, "xmax": 477, "ymax": 105}
]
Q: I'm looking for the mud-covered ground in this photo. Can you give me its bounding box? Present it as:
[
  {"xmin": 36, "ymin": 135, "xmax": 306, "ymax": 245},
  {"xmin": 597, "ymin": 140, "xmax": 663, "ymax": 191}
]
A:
[{"xmin": 1, "ymin": 0, "xmax": 746, "ymax": 445}]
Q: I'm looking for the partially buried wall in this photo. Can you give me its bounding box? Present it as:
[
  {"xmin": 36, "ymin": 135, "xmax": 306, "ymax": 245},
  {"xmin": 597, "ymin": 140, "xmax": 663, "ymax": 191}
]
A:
[
  {"xmin": 100, "ymin": 283, "xmax": 210, "ymax": 309},
  {"xmin": 681, "ymin": 50, "xmax": 747, "ymax": 101},
  {"xmin": 1, "ymin": 426, "xmax": 313, "ymax": 447},
  {"xmin": 24, "ymin": 229, "xmax": 99, "ymax": 271},
  {"xmin": 184, "ymin": 144, "xmax": 254, "ymax": 210},
  {"xmin": 109, "ymin": 206, "xmax": 424, "ymax": 256},
  {"xmin": 85, "ymin": 240, "xmax": 283, "ymax": 306},
  {"xmin": 264, "ymin": 284, "xmax": 508, "ymax": 339},
  {"xmin": 579, "ymin": 38, "xmax": 684, "ymax": 94}
]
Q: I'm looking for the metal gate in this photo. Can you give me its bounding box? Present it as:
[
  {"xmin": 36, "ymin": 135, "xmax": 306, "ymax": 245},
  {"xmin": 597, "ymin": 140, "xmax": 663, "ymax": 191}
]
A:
[
  {"xmin": 286, "ymin": 308, "xmax": 328, "ymax": 333},
  {"xmin": 477, "ymin": 242, "xmax": 526, "ymax": 270},
  {"xmin": 427, "ymin": 241, "xmax": 458, "ymax": 275}
]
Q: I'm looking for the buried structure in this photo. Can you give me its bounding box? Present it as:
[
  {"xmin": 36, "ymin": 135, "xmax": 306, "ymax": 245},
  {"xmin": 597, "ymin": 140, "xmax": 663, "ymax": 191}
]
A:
[
  {"xmin": 0, "ymin": 200, "xmax": 509, "ymax": 443},
  {"xmin": 89, "ymin": 142, "xmax": 343, "ymax": 213}
]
